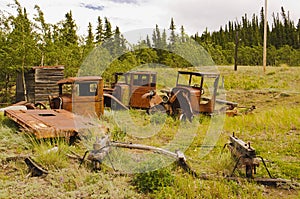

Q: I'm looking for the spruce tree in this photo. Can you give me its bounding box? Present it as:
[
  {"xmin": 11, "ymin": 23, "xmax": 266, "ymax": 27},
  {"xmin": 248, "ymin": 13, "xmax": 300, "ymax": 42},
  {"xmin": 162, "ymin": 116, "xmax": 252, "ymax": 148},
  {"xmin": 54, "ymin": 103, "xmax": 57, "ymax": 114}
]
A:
[
  {"xmin": 95, "ymin": 16, "xmax": 104, "ymax": 43},
  {"xmin": 86, "ymin": 22, "xmax": 94, "ymax": 47},
  {"xmin": 104, "ymin": 17, "xmax": 113, "ymax": 40},
  {"xmin": 169, "ymin": 18, "xmax": 176, "ymax": 46},
  {"xmin": 61, "ymin": 11, "xmax": 78, "ymax": 46}
]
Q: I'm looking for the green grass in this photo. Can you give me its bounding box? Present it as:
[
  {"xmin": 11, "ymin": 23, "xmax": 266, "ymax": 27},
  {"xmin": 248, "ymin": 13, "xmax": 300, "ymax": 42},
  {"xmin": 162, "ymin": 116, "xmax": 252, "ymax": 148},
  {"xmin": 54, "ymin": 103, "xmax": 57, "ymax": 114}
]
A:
[{"xmin": 0, "ymin": 66, "xmax": 300, "ymax": 198}]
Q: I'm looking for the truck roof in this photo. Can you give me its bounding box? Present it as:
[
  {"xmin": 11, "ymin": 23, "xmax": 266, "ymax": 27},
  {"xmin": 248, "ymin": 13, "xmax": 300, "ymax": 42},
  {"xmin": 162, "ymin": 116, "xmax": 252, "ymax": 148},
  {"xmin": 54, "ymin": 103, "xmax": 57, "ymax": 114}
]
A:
[
  {"xmin": 178, "ymin": 71, "xmax": 219, "ymax": 77},
  {"xmin": 57, "ymin": 76, "xmax": 102, "ymax": 84},
  {"xmin": 116, "ymin": 71, "xmax": 157, "ymax": 75}
]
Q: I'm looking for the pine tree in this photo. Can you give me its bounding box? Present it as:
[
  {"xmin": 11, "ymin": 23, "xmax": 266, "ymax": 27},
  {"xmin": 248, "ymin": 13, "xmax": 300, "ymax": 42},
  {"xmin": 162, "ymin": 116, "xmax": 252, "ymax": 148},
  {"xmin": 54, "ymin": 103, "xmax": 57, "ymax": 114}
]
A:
[
  {"xmin": 61, "ymin": 11, "xmax": 78, "ymax": 46},
  {"xmin": 154, "ymin": 24, "xmax": 162, "ymax": 48},
  {"xmin": 161, "ymin": 29, "xmax": 168, "ymax": 49},
  {"xmin": 296, "ymin": 19, "xmax": 300, "ymax": 49},
  {"xmin": 104, "ymin": 17, "xmax": 113, "ymax": 40},
  {"xmin": 95, "ymin": 16, "xmax": 104, "ymax": 43},
  {"xmin": 146, "ymin": 35, "xmax": 151, "ymax": 47},
  {"xmin": 86, "ymin": 22, "xmax": 94, "ymax": 47},
  {"xmin": 169, "ymin": 18, "xmax": 176, "ymax": 46},
  {"xmin": 112, "ymin": 26, "xmax": 126, "ymax": 56},
  {"xmin": 180, "ymin": 25, "xmax": 186, "ymax": 43},
  {"xmin": 259, "ymin": 7, "xmax": 265, "ymax": 45},
  {"xmin": 34, "ymin": 5, "xmax": 52, "ymax": 66}
]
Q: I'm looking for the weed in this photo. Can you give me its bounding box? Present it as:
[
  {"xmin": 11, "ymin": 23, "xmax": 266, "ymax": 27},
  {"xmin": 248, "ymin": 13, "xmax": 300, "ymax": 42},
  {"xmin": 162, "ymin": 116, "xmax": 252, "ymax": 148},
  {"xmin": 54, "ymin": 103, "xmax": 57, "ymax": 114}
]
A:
[{"xmin": 132, "ymin": 166, "xmax": 174, "ymax": 193}]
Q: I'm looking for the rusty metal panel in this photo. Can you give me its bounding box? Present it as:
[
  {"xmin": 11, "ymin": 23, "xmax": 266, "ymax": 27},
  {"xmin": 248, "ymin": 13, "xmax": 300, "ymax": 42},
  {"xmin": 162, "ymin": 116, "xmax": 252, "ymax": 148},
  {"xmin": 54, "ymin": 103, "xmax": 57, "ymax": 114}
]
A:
[
  {"xmin": 4, "ymin": 109, "xmax": 95, "ymax": 139},
  {"xmin": 129, "ymin": 86, "xmax": 152, "ymax": 109}
]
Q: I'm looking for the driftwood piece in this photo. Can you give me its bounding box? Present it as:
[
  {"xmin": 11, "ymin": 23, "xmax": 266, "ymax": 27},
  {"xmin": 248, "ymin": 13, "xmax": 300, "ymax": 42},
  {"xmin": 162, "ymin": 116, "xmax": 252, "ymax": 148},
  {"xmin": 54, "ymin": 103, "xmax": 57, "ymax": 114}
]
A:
[
  {"xmin": 5, "ymin": 155, "xmax": 29, "ymax": 162},
  {"xmin": 86, "ymin": 140, "xmax": 198, "ymax": 175},
  {"xmin": 110, "ymin": 142, "xmax": 178, "ymax": 159},
  {"xmin": 24, "ymin": 157, "xmax": 48, "ymax": 177}
]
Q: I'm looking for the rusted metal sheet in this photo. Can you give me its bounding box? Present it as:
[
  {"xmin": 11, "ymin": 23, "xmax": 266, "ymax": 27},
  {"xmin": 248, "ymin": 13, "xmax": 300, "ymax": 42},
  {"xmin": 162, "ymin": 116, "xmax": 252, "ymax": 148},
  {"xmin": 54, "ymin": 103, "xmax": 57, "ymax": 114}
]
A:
[{"xmin": 4, "ymin": 109, "xmax": 96, "ymax": 139}]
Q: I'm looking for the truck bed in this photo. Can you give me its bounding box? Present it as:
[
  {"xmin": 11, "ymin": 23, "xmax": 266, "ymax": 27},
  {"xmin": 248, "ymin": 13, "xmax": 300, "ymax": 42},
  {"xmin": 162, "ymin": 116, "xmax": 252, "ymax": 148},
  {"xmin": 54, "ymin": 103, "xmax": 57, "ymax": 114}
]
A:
[{"xmin": 4, "ymin": 109, "xmax": 97, "ymax": 139}]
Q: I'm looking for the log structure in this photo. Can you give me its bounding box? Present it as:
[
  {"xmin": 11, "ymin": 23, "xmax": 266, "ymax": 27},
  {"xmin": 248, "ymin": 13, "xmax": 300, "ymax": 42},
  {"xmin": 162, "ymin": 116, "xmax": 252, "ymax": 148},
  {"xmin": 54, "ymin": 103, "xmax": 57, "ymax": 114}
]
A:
[{"xmin": 16, "ymin": 66, "xmax": 64, "ymax": 104}]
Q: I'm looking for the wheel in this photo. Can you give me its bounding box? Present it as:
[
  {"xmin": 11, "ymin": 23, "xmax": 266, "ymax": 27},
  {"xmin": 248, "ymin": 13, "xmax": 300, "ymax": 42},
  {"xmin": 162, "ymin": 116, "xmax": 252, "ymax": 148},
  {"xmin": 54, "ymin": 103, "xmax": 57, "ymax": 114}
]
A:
[
  {"xmin": 179, "ymin": 113, "xmax": 186, "ymax": 121},
  {"xmin": 179, "ymin": 113, "xmax": 194, "ymax": 122}
]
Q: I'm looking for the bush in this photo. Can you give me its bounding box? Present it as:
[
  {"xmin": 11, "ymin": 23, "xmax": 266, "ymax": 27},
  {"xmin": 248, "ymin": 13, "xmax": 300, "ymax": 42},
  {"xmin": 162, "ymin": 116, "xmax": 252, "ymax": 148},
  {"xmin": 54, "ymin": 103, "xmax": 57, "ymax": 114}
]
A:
[{"xmin": 132, "ymin": 167, "xmax": 174, "ymax": 193}]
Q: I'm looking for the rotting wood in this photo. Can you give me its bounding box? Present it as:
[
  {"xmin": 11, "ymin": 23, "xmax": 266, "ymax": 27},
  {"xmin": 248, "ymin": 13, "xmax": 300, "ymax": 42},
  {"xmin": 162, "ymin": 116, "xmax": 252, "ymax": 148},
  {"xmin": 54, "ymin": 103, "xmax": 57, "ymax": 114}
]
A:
[
  {"xmin": 16, "ymin": 66, "xmax": 64, "ymax": 104},
  {"xmin": 84, "ymin": 138, "xmax": 198, "ymax": 176},
  {"xmin": 24, "ymin": 157, "xmax": 48, "ymax": 177}
]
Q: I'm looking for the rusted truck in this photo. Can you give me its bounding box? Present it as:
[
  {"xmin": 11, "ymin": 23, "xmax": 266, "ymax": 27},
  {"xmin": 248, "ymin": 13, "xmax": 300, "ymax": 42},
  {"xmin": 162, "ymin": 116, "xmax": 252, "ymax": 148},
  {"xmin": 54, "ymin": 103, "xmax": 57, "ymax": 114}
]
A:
[
  {"xmin": 4, "ymin": 70, "xmax": 237, "ymax": 139},
  {"xmin": 104, "ymin": 71, "xmax": 162, "ymax": 111},
  {"xmin": 104, "ymin": 70, "xmax": 234, "ymax": 121},
  {"xmin": 49, "ymin": 76, "xmax": 104, "ymax": 117},
  {"xmin": 5, "ymin": 76, "xmax": 108, "ymax": 140},
  {"xmin": 158, "ymin": 71, "xmax": 222, "ymax": 121}
]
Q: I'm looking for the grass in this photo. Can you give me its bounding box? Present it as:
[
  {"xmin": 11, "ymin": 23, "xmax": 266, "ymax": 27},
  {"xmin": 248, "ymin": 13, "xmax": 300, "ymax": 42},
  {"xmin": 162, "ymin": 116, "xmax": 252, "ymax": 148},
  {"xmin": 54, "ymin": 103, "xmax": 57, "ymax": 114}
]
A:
[{"xmin": 0, "ymin": 65, "xmax": 300, "ymax": 198}]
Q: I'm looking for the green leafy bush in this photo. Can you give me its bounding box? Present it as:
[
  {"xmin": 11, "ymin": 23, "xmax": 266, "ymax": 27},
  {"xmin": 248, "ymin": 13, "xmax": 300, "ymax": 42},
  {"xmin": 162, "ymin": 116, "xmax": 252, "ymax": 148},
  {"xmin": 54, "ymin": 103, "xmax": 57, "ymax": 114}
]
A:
[{"xmin": 132, "ymin": 167, "xmax": 174, "ymax": 193}]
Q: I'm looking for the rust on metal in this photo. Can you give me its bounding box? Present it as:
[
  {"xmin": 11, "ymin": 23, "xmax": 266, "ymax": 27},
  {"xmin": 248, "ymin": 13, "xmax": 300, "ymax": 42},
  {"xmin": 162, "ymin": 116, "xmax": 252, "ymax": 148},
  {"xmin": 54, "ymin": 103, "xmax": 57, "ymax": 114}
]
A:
[
  {"xmin": 104, "ymin": 70, "xmax": 239, "ymax": 120},
  {"xmin": 4, "ymin": 109, "xmax": 97, "ymax": 139},
  {"xmin": 105, "ymin": 71, "xmax": 158, "ymax": 110},
  {"xmin": 226, "ymin": 133, "xmax": 272, "ymax": 179},
  {"xmin": 50, "ymin": 76, "xmax": 104, "ymax": 117}
]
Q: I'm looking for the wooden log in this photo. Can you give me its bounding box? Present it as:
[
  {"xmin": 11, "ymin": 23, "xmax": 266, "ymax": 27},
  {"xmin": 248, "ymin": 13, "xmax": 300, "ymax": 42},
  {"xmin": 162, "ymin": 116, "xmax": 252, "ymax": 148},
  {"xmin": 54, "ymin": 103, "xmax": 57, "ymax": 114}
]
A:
[{"xmin": 110, "ymin": 142, "xmax": 178, "ymax": 159}]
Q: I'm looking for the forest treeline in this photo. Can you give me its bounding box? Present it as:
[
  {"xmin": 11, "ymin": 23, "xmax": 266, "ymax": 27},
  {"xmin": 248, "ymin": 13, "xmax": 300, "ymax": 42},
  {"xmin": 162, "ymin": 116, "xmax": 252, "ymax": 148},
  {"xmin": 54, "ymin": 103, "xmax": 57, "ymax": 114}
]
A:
[
  {"xmin": 193, "ymin": 7, "xmax": 300, "ymax": 67},
  {"xmin": 0, "ymin": 0, "xmax": 300, "ymax": 103}
]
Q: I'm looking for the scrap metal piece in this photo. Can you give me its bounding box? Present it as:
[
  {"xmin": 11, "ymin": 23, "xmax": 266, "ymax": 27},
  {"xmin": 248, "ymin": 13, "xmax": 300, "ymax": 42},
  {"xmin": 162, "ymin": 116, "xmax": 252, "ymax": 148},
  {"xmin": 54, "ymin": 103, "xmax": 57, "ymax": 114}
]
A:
[
  {"xmin": 4, "ymin": 109, "xmax": 98, "ymax": 139},
  {"xmin": 227, "ymin": 133, "xmax": 271, "ymax": 178}
]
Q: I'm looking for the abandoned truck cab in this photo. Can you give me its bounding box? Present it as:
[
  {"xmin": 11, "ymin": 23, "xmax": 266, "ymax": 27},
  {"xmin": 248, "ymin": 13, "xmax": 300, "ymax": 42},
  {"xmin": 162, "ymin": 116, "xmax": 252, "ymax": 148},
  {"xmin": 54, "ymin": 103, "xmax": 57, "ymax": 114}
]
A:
[
  {"xmin": 105, "ymin": 71, "xmax": 161, "ymax": 110},
  {"xmin": 49, "ymin": 76, "xmax": 104, "ymax": 117},
  {"xmin": 163, "ymin": 71, "xmax": 220, "ymax": 119}
]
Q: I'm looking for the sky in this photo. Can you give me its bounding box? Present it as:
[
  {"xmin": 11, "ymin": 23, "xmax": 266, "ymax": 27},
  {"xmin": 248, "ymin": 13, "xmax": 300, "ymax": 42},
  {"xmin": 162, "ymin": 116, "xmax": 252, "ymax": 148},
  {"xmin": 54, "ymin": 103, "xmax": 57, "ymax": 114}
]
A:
[{"xmin": 0, "ymin": 0, "xmax": 300, "ymax": 37}]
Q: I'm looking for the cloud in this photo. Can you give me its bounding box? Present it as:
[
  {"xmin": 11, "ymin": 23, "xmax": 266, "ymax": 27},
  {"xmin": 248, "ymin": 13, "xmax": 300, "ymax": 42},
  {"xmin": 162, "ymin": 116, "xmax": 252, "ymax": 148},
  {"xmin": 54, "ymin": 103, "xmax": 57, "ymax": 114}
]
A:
[
  {"xmin": 109, "ymin": 0, "xmax": 138, "ymax": 4},
  {"xmin": 79, "ymin": 3, "xmax": 105, "ymax": 11}
]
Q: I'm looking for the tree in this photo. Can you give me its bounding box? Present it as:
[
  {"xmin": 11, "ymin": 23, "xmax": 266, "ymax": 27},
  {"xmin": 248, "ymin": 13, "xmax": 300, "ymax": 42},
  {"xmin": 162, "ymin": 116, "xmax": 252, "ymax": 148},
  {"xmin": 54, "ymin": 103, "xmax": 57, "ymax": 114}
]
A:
[
  {"xmin": 297, "ymin": 19, "xmax": 300, "ymax": 49},
  {"xmin": 60, "ymin": 11, "xmax": 78, "ymax": 46},
  {"xmin": 180, "ymin": 25, "xmax": 186, "ymax": 43},
  {"xmin": 169, "ymin": 18, "xmax": 176, "ymax": 47},
  {"xmin": 0, "ymin": 12, "xmax": 14, "ymax": 102},
  {"xmin": 112, "ymin": 26, "xmax": 126, "ymax": 56},
  {"xmin": 8, "ymin": 0, "xmax": 39, "ymax": 101},
  {"xmin": 146, "ymin": 35, "xmax": 151, "ymax": 47},
  {"xmin": 95, "ymin": 16, "xmax": 104, "ymax": 43},
  {"xmin": 103, "ymin": 17, "xmax": 113, "ymax": 40},
  {"xmin": 86, "ymin": 22, "xmax": 94, "ymax": 47},
  {"xmin": 152, "ymin": 24, "xmax": 162, "ymax": 49},
  {"xmin": 161, "ymin": 29, "xmax": 168, "ymax": 49}
]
